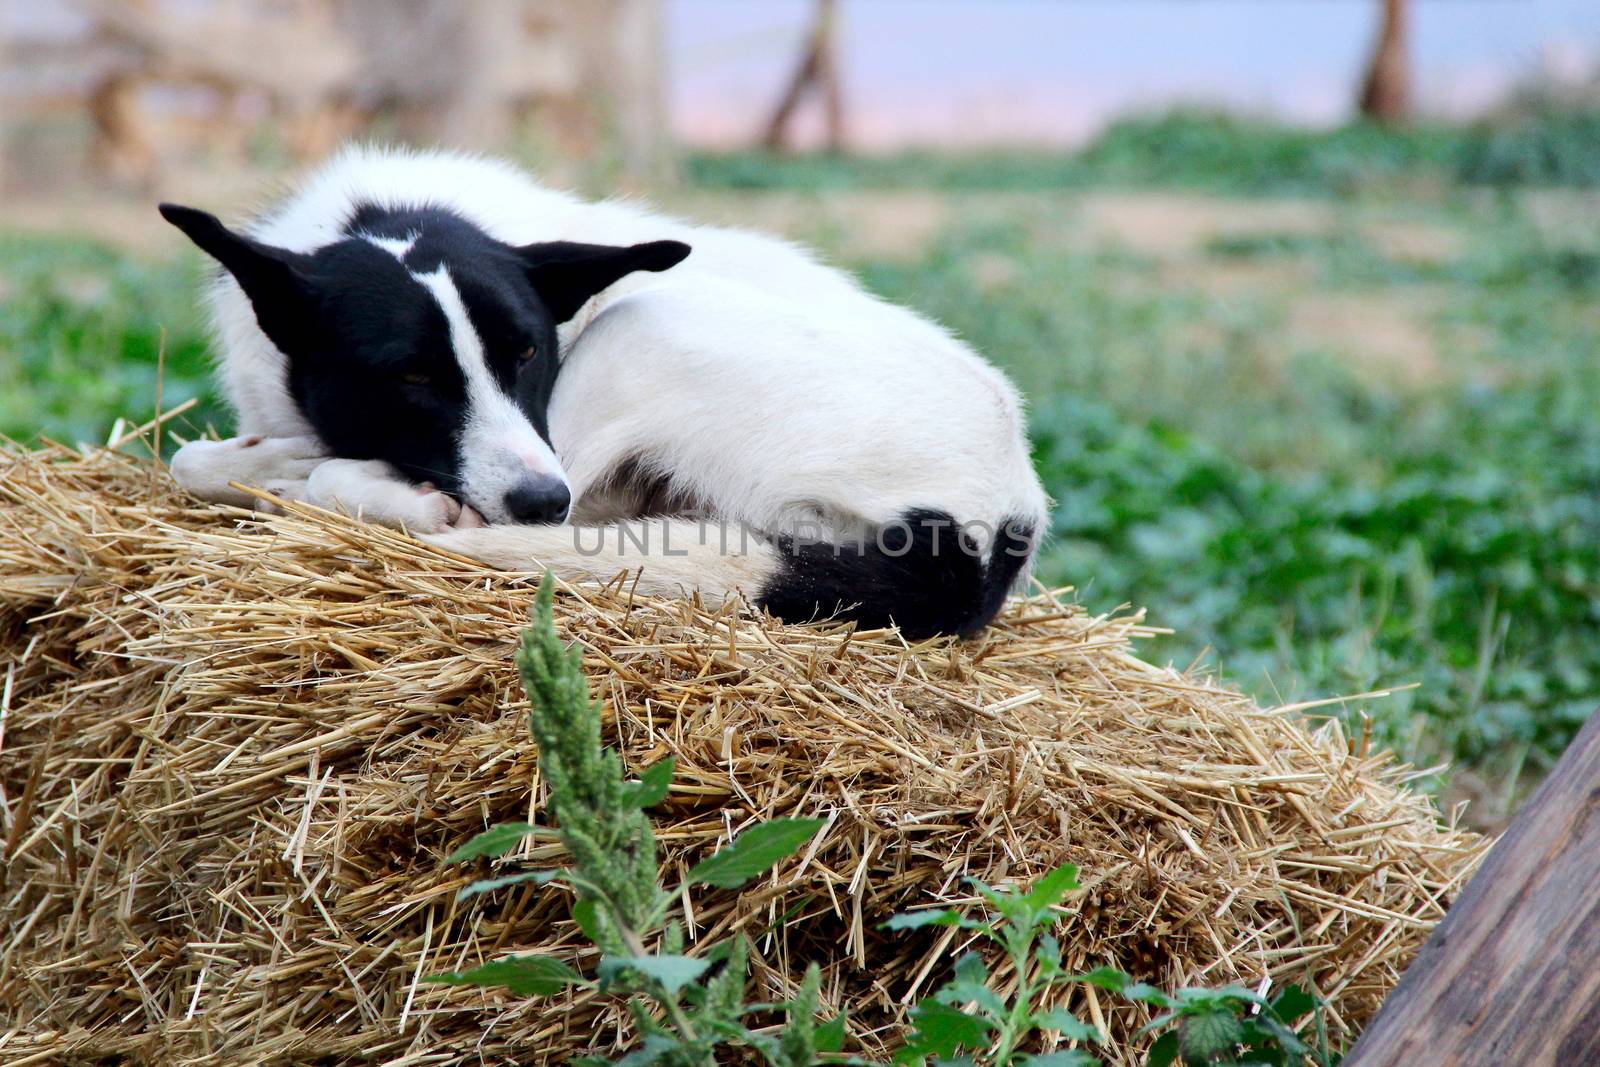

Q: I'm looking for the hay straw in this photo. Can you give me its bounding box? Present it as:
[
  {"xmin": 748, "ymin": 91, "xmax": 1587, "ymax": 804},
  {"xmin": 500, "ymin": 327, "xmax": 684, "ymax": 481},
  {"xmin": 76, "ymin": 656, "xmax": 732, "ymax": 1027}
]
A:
[{"xmin": 0, "ymin": 442, "xmax": 1483, "ymax": 1065}]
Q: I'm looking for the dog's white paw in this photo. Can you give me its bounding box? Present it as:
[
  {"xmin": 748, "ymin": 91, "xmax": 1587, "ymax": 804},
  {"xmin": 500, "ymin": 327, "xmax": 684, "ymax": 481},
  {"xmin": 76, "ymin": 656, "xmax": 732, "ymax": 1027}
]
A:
[
  {"xmin": 171, "ymin": 435, "xmax": 330, "ymax": 505},
  {"xmin": 255, "ymin": 478, "xmax": 311, "ymax": 515},
  {"xmin": 405, "ymin": 484, "xmax": 463, "ymax": 534},
  {"xmin": 246, "ymin": 434, "xmax": 327, "ymax": 461},
  {"xmin": 306, "ymin": 460, "xmax": 464, "ymax": 534}
]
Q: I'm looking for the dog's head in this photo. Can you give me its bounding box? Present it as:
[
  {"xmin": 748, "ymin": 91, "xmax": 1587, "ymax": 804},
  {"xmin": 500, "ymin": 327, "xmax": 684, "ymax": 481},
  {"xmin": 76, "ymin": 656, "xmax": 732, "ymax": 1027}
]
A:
[{"xmin": 160, "ymin": 201, "xmax": 689, "ymax": 524}]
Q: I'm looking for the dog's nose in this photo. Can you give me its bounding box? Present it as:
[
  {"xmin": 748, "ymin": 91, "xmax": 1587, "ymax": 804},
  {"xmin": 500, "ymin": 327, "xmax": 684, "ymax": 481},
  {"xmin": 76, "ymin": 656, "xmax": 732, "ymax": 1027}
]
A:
[{"xmin": 503, "ymin": 476, "xmax": 571, "ymax": 525}]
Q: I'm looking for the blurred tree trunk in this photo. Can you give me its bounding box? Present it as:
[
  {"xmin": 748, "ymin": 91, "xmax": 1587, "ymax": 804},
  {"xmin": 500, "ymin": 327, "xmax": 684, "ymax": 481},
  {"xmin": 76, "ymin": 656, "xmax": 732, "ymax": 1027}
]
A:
[
  {"xmin": 72, "ymin": 0, "xmax": 361, "ymax": 172},
  {"xmin": 571, "ymin": 0, "xmax": 669, "ymax": 185},
  {"xmin": 762, "ymin": 0, "xmax": 844, "ymax": 153},
  {"xmin": 35, "ymin": 0, "xmax": 663, "ymax": 186},
  {"xmin": 1358, "ymin": 0, "xmax": 1410, "ymax": 124},
  {"xmin": 340, "ymin": 0, "xmax": 663, "ymax": 184}
]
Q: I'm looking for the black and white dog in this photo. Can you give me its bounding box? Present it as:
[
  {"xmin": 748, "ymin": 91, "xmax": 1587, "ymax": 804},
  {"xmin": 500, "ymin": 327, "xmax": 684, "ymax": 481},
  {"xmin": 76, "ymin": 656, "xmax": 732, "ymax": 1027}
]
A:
[{"xmin": 162, "ymin": 146, "xmax": 1048, "ymax": 639}]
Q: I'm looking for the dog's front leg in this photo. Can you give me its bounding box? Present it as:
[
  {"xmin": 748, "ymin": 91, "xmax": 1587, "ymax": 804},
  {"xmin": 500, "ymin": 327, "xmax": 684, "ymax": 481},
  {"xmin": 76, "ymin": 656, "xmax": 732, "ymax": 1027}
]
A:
[
  {"xmin": 305, "ymin": 459, "xmax": 483, "ymax": 534},
  {"xmin": 170, "ymin": 435, "xmax": 329, "ymax": 509}
]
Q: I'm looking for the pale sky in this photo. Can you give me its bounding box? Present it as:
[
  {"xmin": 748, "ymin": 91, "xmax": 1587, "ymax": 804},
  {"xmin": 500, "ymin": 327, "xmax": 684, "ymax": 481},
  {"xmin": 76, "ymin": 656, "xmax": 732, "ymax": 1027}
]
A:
[{"xmin": 669, "ymin": 0, "xmax": 1600, "ymax": 147}]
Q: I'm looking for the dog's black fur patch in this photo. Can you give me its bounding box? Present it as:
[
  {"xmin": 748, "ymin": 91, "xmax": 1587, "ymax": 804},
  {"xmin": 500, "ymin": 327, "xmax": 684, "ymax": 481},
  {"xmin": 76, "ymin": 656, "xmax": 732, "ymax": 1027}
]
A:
[
  {"xmin": 291, "ymin": 235, "xmax": 471, "ymax": 490},
  {"xmin": 158, "ymin": 200, "xmax": 688, "ymax": 504},
  {"xmin": 757, "ymin": 510, "xmax": 1036, "ymax": 640},
  {"xmin": 343, "ymin": 203, "xmax": 568, "ymax": 450}
]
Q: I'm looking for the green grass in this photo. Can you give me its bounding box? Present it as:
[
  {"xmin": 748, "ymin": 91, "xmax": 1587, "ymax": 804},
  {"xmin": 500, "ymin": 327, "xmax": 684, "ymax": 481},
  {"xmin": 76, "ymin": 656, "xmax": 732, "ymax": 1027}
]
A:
[
  {"xmin": 845, "ymin": 191, "xmax": 1600, "ymax": 784},
  {"xmin": 4, "ymin": 112, "xmax": 1598, "ymax": 795},
  {"xmin": 687, "ymin": 107, "xmax": 1600, "ymax": 195},
  {"xmin": 0, "ymin": 233, "xmax": 221, "ymax": 450}
]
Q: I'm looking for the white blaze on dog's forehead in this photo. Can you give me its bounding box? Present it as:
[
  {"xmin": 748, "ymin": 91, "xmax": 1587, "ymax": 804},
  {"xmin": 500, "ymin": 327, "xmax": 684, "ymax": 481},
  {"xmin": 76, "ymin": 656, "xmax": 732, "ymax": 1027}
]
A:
[
  {"xmin": 362, "ymin": 233, "xmax": 418, "ymax": 261},
  {"xmin": 412, "ymin": 267, "xmax": 570, "ymax": 513}
]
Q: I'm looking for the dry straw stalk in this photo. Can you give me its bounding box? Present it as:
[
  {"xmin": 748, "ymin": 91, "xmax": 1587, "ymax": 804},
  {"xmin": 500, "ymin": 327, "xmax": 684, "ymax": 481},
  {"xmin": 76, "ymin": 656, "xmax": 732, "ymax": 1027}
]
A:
[{"xmin": 0, "ymin": 442, "xmax": 1484, "ymax": 1065}]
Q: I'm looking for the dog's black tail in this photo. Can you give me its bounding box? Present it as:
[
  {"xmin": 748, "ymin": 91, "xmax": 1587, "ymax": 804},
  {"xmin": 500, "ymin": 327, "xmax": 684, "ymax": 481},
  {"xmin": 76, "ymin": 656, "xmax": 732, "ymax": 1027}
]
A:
[
  {"xmin": 756, "ymin": 508, "xmax": 1038, "ymax": 640},
  {"xmin": 427, "ymin": 509, "xmax": 1037, "ymax": 641}
]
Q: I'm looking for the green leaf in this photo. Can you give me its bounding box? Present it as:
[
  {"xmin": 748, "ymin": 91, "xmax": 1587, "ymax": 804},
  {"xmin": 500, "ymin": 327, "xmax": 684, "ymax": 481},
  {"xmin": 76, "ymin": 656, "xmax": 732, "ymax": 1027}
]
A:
[
  {"xmin": 704, "ymin": 934, "xmax": 749, "ymax": 1020},
  {"xmin": 686, "ymin": 817, "xmax": 826, "ymax": 889},
  {"xmin": 1137, "ymin": 1011, "xmax": 1179, "ymax": 1037},
  {"xmin": 1181, "ymin": 1009, "xmax": 1244, "ymax": 1062},
  {"xmin": 1073, "ymin": 966, "xmax": 1132, "ymax": 992},
  {"xmin": 621, "ymin": 757, "xmax": 675, "ymax": 809},
  {"xmin": 742, "ymin": 1030, "xmax": 787, "ymax": 1062},
  {"xmin": 425, "ymin": 953, "xmax": 587, "ymax": 997},
  {"xmin": 882, "ymin": 909, "xmax": 962, "ymax": 930},
  {"xmin": 1247, "ymin": 1016, "xmax": 1309, "ymax": 1056},
  {"xmin": 935, "ymin": 952, "xmax": 1006, "ymax": 1019},
  {"xmin": 964, "ymin": 876, "xmax": 1009, "ymax": 909},
  {"xmin": 963, "ymin": 876, "xmax": 1035, "ymax": 927},
  {"xmin": 1146, "ymin": 1031, "xmax": 1181, "ymax": 1067},
  {"xmin": 571, "ymin": 897, "xmax": 602, "ymax": 942},
  {"xmin": 456, "ymin": 868, "xmax": 563, "ymax": 900},
  {"xmin": 951, "ymin": 949, "xmax": 991, "ymax": 985},
  {"xmin": 1035, "ymin": 933, "xmax": 1064, "ymax": 977},
  {"xmin": 1123, "ymin": 982, "xmax": 1175, "ymax": 1008},
  {"xmin": 1268, "ymin": 984, "xmax": 1317, "ymax": 1022},
  {"xmin": 599, "ymin": 954, "xmax": 710, "ymax": 995},
  {"xmin": 1176, "ymin": 984, "xmax": 1267, "ymax": 1009},
  {"xmin": 816, "ymin": 1012, "xmax": 847, "ymax": 1054},
  {"xmin": 1014, "ymin": 1052, "xmax": 1099, "ymax": 1067},
  {"xmin": 612, "ymin": 1034, "xmax": 680, "ymax": 1067},
  {"xmin": 1031, "ymin": 1008, "xmax": 1104, "ymax": 1044},
  {"xmin": 908, "ymin": 998, "xmax": 994, "ymax": 1057},
  {"xmin": 445, "ymin": 821, "xmax": 538, "ymax": 863},
  {"xmin": 1022, "ymin": 863, "xmax": 1081, "ymax": 912},
  {"xmin": 741, "ymin": 1026, "xmax": 784, "ymax": 1062}
]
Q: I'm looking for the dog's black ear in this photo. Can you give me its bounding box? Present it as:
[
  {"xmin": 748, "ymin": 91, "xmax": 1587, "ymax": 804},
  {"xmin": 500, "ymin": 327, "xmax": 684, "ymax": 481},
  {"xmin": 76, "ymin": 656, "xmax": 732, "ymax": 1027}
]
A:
[
  {"xmin": 159, "ymin": 203, "xmax": 316, "ymax": 347},
  {"xmin": 519, "ymin": 239, "xmax": 691, "ymax": 323}
]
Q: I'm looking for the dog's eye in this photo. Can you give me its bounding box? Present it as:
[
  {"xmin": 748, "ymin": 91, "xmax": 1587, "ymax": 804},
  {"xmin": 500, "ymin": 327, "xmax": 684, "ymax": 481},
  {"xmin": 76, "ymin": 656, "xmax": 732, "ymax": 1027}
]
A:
[
  {"xmin": 402, "ymin": 372, "xmax": 431, "ymax": 386},
  {"xmin": 518, "ymin": 345, "xmax": 538, "ymax": 363}
]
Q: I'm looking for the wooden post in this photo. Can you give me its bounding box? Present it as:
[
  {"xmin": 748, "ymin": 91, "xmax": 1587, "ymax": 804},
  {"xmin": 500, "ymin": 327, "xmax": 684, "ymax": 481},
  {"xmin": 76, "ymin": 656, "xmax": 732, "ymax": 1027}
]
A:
[
  {"xmin": 1342, "ymin": 707, "xmax": 1600, "ymax": 1066},
  {"xmin": 605, "ymin": 0, "xmax": 670, "ymax": 184},
  {"xmin": 761, "ymin": 0, "xmax": 844, "ymax": 153},
  {"xmin": 0, "ymin": 0, "xmax": 10, "ymax": 193},
  {"xmin": 1357, "ymin": 0, "xmax": 1410, "ymax": 124}
]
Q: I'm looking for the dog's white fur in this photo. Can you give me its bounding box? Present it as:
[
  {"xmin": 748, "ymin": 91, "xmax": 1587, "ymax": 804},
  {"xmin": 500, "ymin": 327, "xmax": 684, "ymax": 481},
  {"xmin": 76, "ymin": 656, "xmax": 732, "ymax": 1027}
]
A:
[{"xmin": 172, "ymin": 145, "xmax": 1048, "ymax": 606}]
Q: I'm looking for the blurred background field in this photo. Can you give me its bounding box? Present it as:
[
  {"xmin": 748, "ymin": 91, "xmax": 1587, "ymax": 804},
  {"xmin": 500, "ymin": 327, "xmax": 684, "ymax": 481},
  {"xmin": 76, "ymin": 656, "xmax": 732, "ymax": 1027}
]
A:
[{"xmin": 3, "ymin": 1, "xmax": 1599, "ymax": 827}]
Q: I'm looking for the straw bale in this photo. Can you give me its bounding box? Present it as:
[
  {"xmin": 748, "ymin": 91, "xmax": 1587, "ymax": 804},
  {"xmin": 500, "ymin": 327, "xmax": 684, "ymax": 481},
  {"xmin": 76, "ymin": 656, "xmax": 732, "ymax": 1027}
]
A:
[{"xmin": 0, "ymin": 442, "xmax": 1484, "ymax": 1065}]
